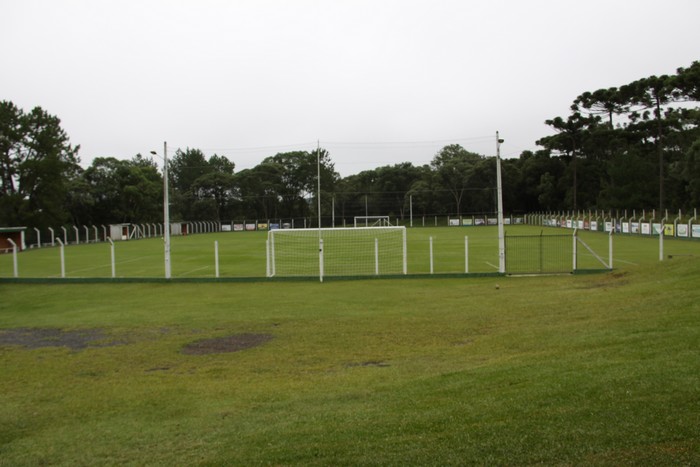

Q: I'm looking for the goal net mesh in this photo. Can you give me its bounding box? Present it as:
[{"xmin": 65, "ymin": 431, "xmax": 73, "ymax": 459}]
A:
[
  {"xmin": 504, "ymin": 233, "xmax": 572, "ymax": 274},
  {"xmin": 268, "ymin": 227, "xmax": 406, "ymax": 278}
]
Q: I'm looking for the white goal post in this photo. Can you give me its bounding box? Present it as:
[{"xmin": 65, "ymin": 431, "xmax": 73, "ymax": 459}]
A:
[
  {"xmin": 354, "ymin": 216, "xmax": 392, "ymax": 227},
  {"xmin": 267, "ymin": 226, "xmax": 407, "ymax": 280}
]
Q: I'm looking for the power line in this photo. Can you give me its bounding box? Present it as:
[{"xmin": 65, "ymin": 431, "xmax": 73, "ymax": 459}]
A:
[{"xmin": 171, "ymin": 134, "xmax": 496, "ymax": 154}]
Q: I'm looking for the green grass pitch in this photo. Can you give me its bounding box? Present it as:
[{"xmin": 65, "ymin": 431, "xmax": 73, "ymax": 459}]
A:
[
  {"xmin": 2, "ymin": 225, "xmax": 698, "ymax": 279},
  {"xmin": 1, "ymin": 226, "xmax": 699, "ymax": 464}
]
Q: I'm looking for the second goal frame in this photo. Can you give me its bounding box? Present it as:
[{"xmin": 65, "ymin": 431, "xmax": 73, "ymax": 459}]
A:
[
  {"xmin": 353, "ymin": 216, "xmax": 392, "ymax": 227},
  {"xmin": 267, "ymin": 226, "xmax": 407, "ymax": 281}
]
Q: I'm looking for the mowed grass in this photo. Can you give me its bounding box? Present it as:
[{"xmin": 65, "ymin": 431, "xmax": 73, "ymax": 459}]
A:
[
  {"xmin": 1, "ymin": 227, "xmax": 699, "ymax": 465},
  {"xmin": 2, "ymin": 225, "xmax": 699, "ymax": 278}
]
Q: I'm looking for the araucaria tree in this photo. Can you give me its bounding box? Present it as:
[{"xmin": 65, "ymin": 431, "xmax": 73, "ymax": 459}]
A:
[{"xmin": 537, "ymin": 61, "xmax": 700, "ymax": 213}]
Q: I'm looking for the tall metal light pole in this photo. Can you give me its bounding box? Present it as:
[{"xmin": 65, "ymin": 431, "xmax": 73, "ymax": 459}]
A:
[
  {"xmin": 496, "ymin": 132, "xmax": 505, "ymax": 274},
  {"xmin": 317, "ymin": 140, "xmax": 321, "ymax": 230},
  {"xmin": 151, "ymin": 141, "xmax": 171, "ymax": 279}
]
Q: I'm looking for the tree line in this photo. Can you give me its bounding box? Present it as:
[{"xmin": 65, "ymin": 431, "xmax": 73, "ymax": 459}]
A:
[{"xmin": 1, "ymin": 61, "xmax": 698, "ymax": 231}]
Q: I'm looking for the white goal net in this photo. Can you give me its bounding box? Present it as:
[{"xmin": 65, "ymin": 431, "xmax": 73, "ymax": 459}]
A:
[{"xmin": 267, "ymin": 227, "xmax": 407, "ymax": 280}]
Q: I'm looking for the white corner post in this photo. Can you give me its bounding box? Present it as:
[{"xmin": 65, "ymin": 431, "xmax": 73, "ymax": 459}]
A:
[
  {"xmin": 496, "ymin": 132, "xmax": 506, "ymax": 274},
  {"xmin": 7, "ymin": 238, "xmax": 18, "ymax": 277},
  {"xmin": 107, "ymin": 237, "xmax": 115, "ymax": 278},
  {"xmin": 56, "ymin": 238, "xmax": 65, "ymax": 278},
  {"xmin": 609, "ymin": 229, "xmax": 614, "ymax": 270},
  {"xmin": 659, "ymin": 225, "xmax": 664, "ymax": 261}
]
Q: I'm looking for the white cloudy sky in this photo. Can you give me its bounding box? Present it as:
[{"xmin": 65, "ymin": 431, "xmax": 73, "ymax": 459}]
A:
[{"xmin": 2, "ymin": 0, "xmax": 698, "ymax": 176}]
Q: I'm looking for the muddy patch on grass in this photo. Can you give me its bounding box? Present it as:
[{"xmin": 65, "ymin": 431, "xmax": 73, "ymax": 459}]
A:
[
  {"xmin": 181, "ymin": 333, "xmax": 274, "ymax": 355},
  {"xmin": 577, "ymin": 271, "xmax": 629, "ymax": 289},
  {"xmin": 0, "ymin": 328, "xmax": 124, "ymax": 351},
  {"xmin": 345, "ymin": 360, "xmax": 390, "ymax": 368}
]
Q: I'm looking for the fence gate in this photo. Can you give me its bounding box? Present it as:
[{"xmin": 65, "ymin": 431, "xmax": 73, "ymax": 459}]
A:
[{"xmin": 505, "ymin": 232, "xmax": 573, "ymax": 274}]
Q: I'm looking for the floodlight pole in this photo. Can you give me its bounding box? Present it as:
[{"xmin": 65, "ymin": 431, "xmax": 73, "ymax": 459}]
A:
[
  {"xmin": 317, "ymin": 140, "xmax": 323, "ymax": 283},
  {"xmin": 152, "ymin": 143, "xmax": 171, "ymax": 279},
  {"xmin": 317, "ymin": 140, "xmax": 321, "ymax": 230},
  {"xmin": 163, "ymin": 141, "xmax": 171, "ymax": 279},
  {"xmin": 496, "ymin": 132, "xmax": 505, "ymax": 274}
]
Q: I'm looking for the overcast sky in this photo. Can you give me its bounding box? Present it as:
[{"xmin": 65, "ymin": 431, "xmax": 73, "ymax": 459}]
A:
[{"xmin": 3, "ymin": 0, "xmax": 698, "ymax": 176}]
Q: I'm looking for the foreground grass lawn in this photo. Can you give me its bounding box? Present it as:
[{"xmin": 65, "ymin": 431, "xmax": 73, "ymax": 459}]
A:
[{"xmin": 1, "ymin": 257, "xmax": 699, "ymax": 465}]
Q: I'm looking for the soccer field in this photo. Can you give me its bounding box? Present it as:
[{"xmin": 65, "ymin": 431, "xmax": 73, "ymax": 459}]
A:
[{"xmin": 2, "ymin": 225, "xmax": 698, "ymax": 279}]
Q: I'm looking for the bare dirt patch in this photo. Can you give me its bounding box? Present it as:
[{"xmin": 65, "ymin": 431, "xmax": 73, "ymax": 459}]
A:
[
  {"xmin": 181, "ymin": 333, "xmax": 274, "ymax": 355},
  {"xmin": 346, "ymin": 360, "xmax": 390, "ymax": 368},
  {"xmin": 0, "ymin": 328, "xmax": 124, "ymax": 351},
  {"xmin": 577, "ymin": 270, "xmax": 629, "ymax": 289}
]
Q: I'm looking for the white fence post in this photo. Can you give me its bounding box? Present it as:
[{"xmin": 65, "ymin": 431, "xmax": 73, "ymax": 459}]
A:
[
  {"xmin": 73, "ymin": 226, "xmax": 79, "ymax": 245},
  {"xmin": 374, "ymin": 238, "xmax": 379, "ymax": 275},
  {"xmin": 319, "ymin": 238, "xmax": 324, "ymax": 283},
  {"xmin": 573, "ymin": 229, "xmax": 578, "ymax": 272},
  {"xmin": 429, "ymin": 236, "xmax": 434, "ymax": 274},
  {"xmin": 49, "ymin": 227, "xmax": 55, "ymax": 246},
  {"xmin": 402, "ymin": 228, "xmax": 407, "ymax": 275},
  {"xmin": 56, "ymin": 238, "xmax": 65, "ymax": 278},
  {"xmin": 214, "ymin": 241, "xmax": 220, "ymax": 278},
  {"xmin": 107, "ymin": 237, "xmax": 115, "ymax": 278},
  {"xmin": 34, "ymin": 227, "xmax": 41, "ymax": 248},
  {"xmin": 7, "ymin": 238, "xmax": 18, "ymax": 277},
  {"xmin": 464, "ymin": 236, "xmax": 469, "ymax": 274}
]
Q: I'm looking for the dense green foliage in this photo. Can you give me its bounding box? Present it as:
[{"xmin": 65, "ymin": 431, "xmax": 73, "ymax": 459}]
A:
[
  {"xmin": 1, "ymin": 61, "xmax": 698, "ymax": 232},
  {"xmin": 0, "ymin": 102, "xmax": 81, "ymax": 229}
]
